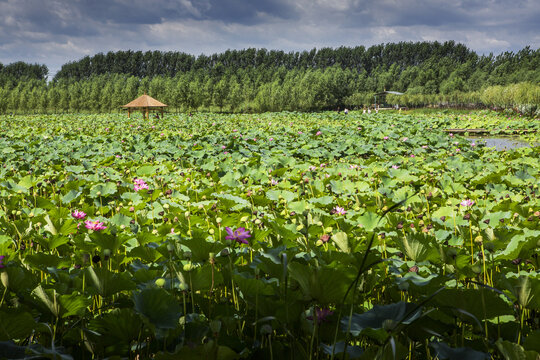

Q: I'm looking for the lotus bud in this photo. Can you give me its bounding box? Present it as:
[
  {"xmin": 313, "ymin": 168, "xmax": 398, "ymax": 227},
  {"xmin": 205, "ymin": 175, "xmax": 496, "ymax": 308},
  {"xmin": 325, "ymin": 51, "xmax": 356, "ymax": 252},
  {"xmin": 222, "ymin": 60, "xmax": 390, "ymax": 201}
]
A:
[
  {"xmin": 155, "ymin": 278, "xmax": 166, "ymax": 287},
  {"xmin": 324, "ymin": 227, "xmax": 333, "ymax": 233},
  {"xmin": 208, "ymin": 228, "xmax": 215, "ymax": 235},
  {"xmin": 216, "ymin": 217, "xmax": 222, "ymax": 224},
  {"xmin": 209, "ymin": 320, "xmax": 221, "ymax": 335},
  {"xmin": 179, "ymin": 282, "xmax": 189, "ymax": 291},
  {"xmin": 185, "ymin": 211, "xmax": 190, "ymax": 217},
  {"xmin": 183, "ymin": 263, "xmax": 194, "ymax": 272},
  {"xmin": 254, "ymin": 219, "xmax": 262, "ymax": 225},
  {"xmin": 382, "ymin": 319, "xmax": 397, "ymax": 332},
  {"xmin": 474, "ymin": 235, "xmax": 483, "ymax": 244},
  {"xmin": 163, "ymin": 203, "xmax": 169, "ymax": 209},
  {"xmin": 1, "ymin": 272, "xmax": 9, "ymax": 289}
]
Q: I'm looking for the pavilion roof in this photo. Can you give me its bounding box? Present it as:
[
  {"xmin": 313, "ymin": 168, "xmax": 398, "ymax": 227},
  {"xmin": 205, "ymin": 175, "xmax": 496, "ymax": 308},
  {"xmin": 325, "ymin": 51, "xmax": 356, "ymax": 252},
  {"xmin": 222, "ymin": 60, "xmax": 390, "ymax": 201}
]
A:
[{"xmin": 122, "ymin": 94, "xmax": 167, "ymax": 108}]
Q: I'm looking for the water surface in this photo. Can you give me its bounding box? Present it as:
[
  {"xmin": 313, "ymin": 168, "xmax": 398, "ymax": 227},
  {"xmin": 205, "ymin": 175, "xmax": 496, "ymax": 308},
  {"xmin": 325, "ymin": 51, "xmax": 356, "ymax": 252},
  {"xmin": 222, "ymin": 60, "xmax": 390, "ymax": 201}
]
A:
[{"xmin": 467, "ymin": 137, "xmax": 537, "ymax": 151}]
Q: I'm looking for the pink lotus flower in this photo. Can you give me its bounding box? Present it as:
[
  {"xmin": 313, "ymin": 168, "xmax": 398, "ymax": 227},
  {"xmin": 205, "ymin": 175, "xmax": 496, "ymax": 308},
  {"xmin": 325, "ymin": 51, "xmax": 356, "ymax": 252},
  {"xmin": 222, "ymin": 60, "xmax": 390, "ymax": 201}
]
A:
[
  {"xmin": 85, "ymin": 220, "xmax": 107, "ymax": 231},
  {"xmin": 269, "ymin": 137, "xmax": 274, "ymax": 141},
  {"xmin": 383, "ymin": 136, "xmax": 389, "ymax": 140},
  {"xmin": 271, "ymin": 179, "xmax": 278, "ymax": 186},
  {"xmin": 333, "ymin": 206, "xmax": 346, "ymax": 216},
  {"xmin": 410, "ymin": 154, "xmax": 415, "ymax": 158},
  {"xmin": 308, "ymin": 307, "xmax": 334, "ymax": 324},
  {"xmin": 392, "ymin": 165, "xmax": 399, "ymax": 169},
  {"xmin": 403, "ymin": 137, "xmax": 408, "ymax": 141},
  {"xmin": 133, "ymin": 178, "xmax": 149, "ymax": 192},
  {"xmin": 422, "ymin": 145, "xmax": 428, "ymax": 149},
  {"xmin": 471, "ymin": 143, "xmax": 476, "ymax": 147},
  {"xmin": 221, "ymin": 145, "xmax": 226, "ymax": 149},
  {"xmin": 316, "ymin": 131, "xmax": 322, "ymax": 135},
  {"xmin": 72, "ymin": 210, "xmax": 86, "ymax": 219},
  {"xmin": 460, "ymin": 199, "xmax": 474, "ymax": 207},
  {"xmin": 225, "ymin": 227, "xmax": 251, "ymax": 245}
]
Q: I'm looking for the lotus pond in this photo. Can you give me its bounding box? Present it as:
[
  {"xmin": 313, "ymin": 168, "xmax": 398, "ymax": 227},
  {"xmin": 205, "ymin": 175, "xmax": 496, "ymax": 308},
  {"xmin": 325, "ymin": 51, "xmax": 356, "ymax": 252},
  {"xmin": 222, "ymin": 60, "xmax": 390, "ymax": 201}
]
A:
[{"xmin": 0, "ymin": 111, "xmax": 539, "ymax": 359}]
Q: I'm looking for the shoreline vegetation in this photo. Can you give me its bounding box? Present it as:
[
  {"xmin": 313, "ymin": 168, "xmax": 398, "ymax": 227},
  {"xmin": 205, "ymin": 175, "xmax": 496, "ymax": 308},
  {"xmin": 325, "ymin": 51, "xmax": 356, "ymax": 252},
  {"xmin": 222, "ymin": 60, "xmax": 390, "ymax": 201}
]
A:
[{"xmin": 1, "ymin": 41, "xmax": 539, "ymax": 115}]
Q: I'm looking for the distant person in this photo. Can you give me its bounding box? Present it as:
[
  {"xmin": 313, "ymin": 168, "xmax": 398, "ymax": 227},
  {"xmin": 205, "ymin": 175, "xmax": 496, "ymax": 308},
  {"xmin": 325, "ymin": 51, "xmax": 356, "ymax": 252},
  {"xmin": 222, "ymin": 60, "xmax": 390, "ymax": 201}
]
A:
[
  {"xmin": 154, "ymin": 113, "xmax": 160, "ymax": 120},
  {"xmin": 367, "ymin": 108, "xmax": 372, "ymax": 114},
  {"xmin": 344, "ymin": 108, "xmax": 349, "ymax": 114},
  {"xmin": 362, "ymin": 108, "xmax": 366, "ymax": 114}
]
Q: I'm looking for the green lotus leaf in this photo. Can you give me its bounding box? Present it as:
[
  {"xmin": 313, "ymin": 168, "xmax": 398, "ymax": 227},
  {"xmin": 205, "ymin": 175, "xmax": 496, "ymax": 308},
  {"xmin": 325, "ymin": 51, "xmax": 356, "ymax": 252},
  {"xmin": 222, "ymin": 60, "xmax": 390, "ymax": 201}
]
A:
[
  {"xmin": 133, "ymin": 288, "xmax": 182, "ymax": 329},
  {"xmin": 430, "ymin": 342, "xmax": 489, "ymax": 360},
  {"xmin": 495, "ymin": 339, "xmax": 539, "ymax": 360},
  {"xmin": 0, "ymin": 310, "xmax": 37, "ymax": 341}
]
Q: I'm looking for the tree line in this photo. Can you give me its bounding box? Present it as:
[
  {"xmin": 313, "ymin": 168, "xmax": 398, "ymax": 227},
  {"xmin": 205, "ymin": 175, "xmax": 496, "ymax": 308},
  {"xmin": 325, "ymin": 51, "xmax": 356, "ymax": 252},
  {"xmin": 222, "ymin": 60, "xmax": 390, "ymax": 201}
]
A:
[{"xmin": 0, "ymin": 41, "xmax": 539, "ymax": 114}]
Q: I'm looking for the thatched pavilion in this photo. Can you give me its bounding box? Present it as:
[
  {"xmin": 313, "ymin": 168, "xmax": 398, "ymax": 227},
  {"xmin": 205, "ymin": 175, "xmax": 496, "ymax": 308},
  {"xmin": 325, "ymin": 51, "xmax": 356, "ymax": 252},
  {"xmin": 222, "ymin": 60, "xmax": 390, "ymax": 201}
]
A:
[{"xmin": 122, "ymin": 94, "xmax": 167, "ymax": 119}]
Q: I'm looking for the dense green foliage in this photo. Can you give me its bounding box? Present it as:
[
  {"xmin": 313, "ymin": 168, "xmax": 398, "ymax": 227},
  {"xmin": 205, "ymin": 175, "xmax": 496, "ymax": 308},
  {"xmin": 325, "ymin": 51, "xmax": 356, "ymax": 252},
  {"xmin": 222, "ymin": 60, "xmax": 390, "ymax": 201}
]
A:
[
  {"xmin": 1, "ymin": 41, "xmax": 539, "ymax": 114},
  {"xmin": 53, "ymin": 42, "xmax": 477, "ymax": 81},
  {"xmin": 0, "ymin": 111, "xmax": 539, "ymax": 359},
  {"xmin": 0, "ymin": 61, "xmax": 49, "ymax": 87}
]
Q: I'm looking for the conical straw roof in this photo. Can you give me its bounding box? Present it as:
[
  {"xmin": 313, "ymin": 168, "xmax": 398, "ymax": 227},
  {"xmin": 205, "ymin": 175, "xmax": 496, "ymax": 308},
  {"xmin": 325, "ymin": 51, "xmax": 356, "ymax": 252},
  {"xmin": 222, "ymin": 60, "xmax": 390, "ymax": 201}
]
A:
[{"xmin": 123, "ymin": 94, "xmax": 167, "ymax": 108}]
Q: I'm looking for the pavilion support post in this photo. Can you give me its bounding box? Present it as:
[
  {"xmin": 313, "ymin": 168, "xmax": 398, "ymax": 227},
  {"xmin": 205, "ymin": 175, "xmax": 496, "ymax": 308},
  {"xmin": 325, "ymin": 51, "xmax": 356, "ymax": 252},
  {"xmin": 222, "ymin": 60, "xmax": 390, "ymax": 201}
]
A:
[
  {"xmin": 145, "ymin": 107, "xmax": 149, "ymax": 119},
  {"xmin": 128, "ymin": 109, "xmax": 131, "ymax": 119}
]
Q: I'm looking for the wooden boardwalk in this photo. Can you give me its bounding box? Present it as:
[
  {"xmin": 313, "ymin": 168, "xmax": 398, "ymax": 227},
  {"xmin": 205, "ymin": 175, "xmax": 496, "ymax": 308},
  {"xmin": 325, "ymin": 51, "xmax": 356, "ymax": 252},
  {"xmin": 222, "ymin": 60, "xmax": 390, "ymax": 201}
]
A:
[{"xmin": 444, "ymin": 129, "xmax": 537, "ymax": 135}]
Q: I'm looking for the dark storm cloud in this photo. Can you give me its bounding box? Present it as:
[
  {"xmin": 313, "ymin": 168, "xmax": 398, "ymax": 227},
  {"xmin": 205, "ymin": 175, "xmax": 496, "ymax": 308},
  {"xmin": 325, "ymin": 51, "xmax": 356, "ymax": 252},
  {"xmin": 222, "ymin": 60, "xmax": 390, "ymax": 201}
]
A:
[
  {"xmin": 0, "ymin": 0, "xmax": 538, "ymax": 77},
  {"xmin": 198, "ymin": 0, "xmax": 298, "ymax": 24}
]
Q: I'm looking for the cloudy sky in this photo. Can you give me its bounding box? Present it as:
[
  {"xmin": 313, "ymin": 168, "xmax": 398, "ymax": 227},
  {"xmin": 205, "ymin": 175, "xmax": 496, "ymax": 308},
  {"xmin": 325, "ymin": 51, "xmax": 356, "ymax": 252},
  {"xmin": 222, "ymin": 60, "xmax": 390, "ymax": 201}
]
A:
[{"xmin": 1, "ymin": 0, "xmax": 539, "ymax": 77}]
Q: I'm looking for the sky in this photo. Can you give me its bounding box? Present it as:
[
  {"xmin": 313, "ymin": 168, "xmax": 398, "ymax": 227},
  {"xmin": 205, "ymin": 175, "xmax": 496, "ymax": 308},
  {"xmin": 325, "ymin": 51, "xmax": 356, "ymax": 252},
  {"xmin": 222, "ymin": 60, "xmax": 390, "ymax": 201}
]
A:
[{"xmin": 1, "ymin": 0, "xmax": 539, "ymax": 78}]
